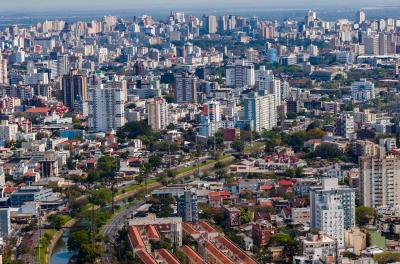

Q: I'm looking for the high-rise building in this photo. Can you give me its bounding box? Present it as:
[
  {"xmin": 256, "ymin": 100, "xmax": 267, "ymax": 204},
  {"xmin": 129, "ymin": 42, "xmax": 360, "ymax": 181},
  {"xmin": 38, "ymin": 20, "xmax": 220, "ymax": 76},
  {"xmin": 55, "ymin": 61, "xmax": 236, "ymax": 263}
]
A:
[
  {"xmin": 0, "ymin": 121, "xmax": 18, "ymax": 141},
  {"xmin": 0, "ymin": 57, "xmax": 8, "ymax": 85},
  {"xmin": 310, "ymin": 178, "xmax": 356, "ymax": 231},
  {"xmin": 244, "ymin": 92, "xmax": 276, "ymax": 133},
  {"xmin": 177, "ymin": 190, "xmax": 198, "ymax": 222},
  {"xmin": 310, "ymin": 178, "xmax": 355, "ymax": 248},
  {"xmin": 198, "ymin": 100, "xmax": 223, "ymax": 137},
  {"xmin": 356, "ymin": 10, "xmax": 366, "ymax": 24},
  {"xmin": 256, "ymin": 66, "xmax": 282, "ymax": 106},
  {"xmin": 62, "ymin": 71, "xmax": 87, "ymax": 112},
  {"xmin": 88, "ymin": 82, "xmax": 125, "ymax": 132},
  {"xmin": 335, "ymin": 113, "xmax": 355, "ymax": 139},
  {"xmin": 364, "ymin": 35, "xmax": 379, "ymax": 55},
  {"xmin": 360, "ymin": 149, "xmax": 400, "ymax": 208},
  {"xmin": 0, "ymin": 208, "xmax": 11, "ymax": 238},
  {"xmin": 204, "ymin": 15, "xmax": 217, "ymax": 34},
  {"xmin": 379, "ymin": 33, "xmax": 388, "ymax": 55},
  {"xmin": 226, "ymin": 60, "xmax": 255, "ymax": 88},
  {"xmin": 146, "ymin": 97, "xmax": 169, "ymax": 131},
  {"xmin": 174, "ymin": 73, "xmax": 198, "ymax": 103}
]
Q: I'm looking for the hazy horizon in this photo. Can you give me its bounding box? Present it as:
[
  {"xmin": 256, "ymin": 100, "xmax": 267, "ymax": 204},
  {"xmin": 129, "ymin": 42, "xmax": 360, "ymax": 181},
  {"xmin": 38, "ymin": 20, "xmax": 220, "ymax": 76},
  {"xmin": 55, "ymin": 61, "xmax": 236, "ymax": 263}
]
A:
[{"xmin": 2, "ymin": 0, "xmax": 400, "ymax": 12}]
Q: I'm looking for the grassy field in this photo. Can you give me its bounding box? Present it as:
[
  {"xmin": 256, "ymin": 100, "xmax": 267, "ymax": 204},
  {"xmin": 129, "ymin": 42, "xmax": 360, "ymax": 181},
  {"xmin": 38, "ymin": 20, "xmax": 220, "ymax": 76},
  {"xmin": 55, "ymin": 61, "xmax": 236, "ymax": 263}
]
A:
[
  {"xmin": 117, "ymin": 179, "xmax": 157, "ymax": 194},
  {"xmin": 369, "ymin": 230, "xmax": 386, "ymax": 249},
  {"xmin": 36, "ymin": 229, "xmax": 57, "ymax": 264}
]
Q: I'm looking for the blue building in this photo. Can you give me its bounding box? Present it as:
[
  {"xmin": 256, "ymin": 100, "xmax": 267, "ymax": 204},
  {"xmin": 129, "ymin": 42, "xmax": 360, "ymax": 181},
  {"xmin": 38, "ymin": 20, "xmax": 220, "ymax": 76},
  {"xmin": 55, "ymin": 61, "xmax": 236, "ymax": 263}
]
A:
[
  {"xmin": 9, "ymin": 186, "xmax": 54, "ymax": 207},
  {"xmin": 268, "ymin": 48, "xmax": 278, "ymax": 64},
  {"xmin": 0, "ymin": 208, "xmax": 11, "ymax": 238},
  {"xmin": 60, "ymin": 129, "xmax": 84, "ymax": 140},
  {"xmin": 177, "ymin": 190, "xmax": 198, "ymax": 222}
]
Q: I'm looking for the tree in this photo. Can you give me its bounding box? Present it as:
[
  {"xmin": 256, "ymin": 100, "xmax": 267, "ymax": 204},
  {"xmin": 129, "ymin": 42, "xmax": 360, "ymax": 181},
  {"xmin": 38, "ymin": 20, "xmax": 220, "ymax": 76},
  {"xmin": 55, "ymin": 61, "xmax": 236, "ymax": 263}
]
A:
[
  {"xmin": 47, "ymin": 214, "xmax": 65, "ymax": 229},
  {"xmin": 68, "ymin": 230, "xmax": 90, "ymax": 251},
  {"xmin": 283, "ymin": 131, "xmax": 308, "ymax": 152},
  {"xmin": 356, "ymin": 206, "xmax": 374, "ymax": 226},
  {"xmin": 231, "ymin": 140, "xmax": 245, "ymax": 153},
  {"xmin": 117, "ymin": 121, "xmax": 153, "ymax": 140},
  {"xmin": 88, "ymin": 188, "xmax": 112, "ymax": 207},
  {"xmin": 149, "ymin": 155, "xmax": 162, "ymax": 170},
  {"xmin": 239, "ymin": 208, "xmax": 253, "ymax": 224},
  {"xmin": 314, "ymin": 143, "xmax": 343, "ymax": 160},
  {"xmin": 97, "ymin": 156, "xmax": 118, "ymax": 178},
  {"xmin": 374, "ymin": 252, "xmax": 400, "ymax": 264},
  {"xmin": 306, "ymin": 128, "xmax": 326, "ymax": 139}
]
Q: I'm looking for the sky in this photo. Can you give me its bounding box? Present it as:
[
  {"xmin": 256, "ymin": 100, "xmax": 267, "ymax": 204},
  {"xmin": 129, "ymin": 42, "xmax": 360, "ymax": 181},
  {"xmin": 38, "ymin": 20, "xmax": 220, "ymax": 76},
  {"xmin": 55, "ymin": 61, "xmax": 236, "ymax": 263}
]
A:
[{"xmin": 2, "ymin": 0, "xmax": 400, "ymax": 12}]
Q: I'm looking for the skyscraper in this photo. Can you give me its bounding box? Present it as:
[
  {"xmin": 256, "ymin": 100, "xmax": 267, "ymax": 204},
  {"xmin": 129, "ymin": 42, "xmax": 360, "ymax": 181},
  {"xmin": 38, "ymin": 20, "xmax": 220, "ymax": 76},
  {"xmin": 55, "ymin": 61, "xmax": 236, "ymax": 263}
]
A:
[
  {"xmin": 0, "ymin": 208, "xmax": 11, "ymax": 238},
  {"xmin": 356, "ymin": 10, "xmax": 366, "ymax": 24},
  {"xmin": 177, "ymin": 190, "xmax": 198, "ymax": 222},
  {"xmin": 244, "ymin": 91, "xmax": 276, "ymax": 133},
  {"xmin": 0, "ymin": 56, "xmax": 8, "ymax": 85},
  {"xmin": 256, "ymin": 66, "xmax": 282, "ymax": 106},
  {"xmin": 88, "ymin": 82, "xmax": 125, "ymax": 132},
  {"xmin": 310, "ymin": 178, "xmax": 356, "ymax": 230},
  {"xmin": 62, "ymin": 70, "xmax": 87, "ymax": 112},
  {"xmin": 174, "ymin": 73, "xmax": 198, "ymax": 103},
  {"xmin": 360, "ymin": 148, "xmax": 400, "ymax": 208},
  {"xmin": 204, "ymin": 15, "xmax": 217, "ymax": 34},
  {"xmin": 146, "ymin": 97, "xmax": 169, "ymax": 131},
  {"xmin": 226, "ymin": 60, "xmax": 255, "ymax": 88}
]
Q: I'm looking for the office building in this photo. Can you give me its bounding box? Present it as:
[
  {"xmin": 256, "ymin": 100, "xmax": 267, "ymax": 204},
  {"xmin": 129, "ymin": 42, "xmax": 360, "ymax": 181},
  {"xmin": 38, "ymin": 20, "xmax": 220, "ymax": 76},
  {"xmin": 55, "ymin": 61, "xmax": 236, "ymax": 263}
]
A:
[
  {"xmin": 244, "ymin": 92, "xmax": 277, "ymax": 132},
  {"xmin": 360, "ymin": 150, "xmax": 400, "ymax": 208},
  {"xmin": 88, "ymin": 82, "xmax": 126, "ymax": 132},
  {"xmin": 177, "ymin": 190, "xmax": 198, "ymax": 222},
  {"xmin": 226, "ymin": 60, "xmax": 255, "ymax": 88},
  {"xmin": 0, "ymin": 57, "xmax": 7, "ymax": 85},
  {"xmin": 62, "ymin": 71, "xmax": 87, "ymax": 112},
  {"xmin": 174, "ymin": 73, "xmax": 198, "ymax": 103},
  {"xmin": 356, "ymin": 10, "xmax": 366, "ymax": 24},
  {"xmin": 204, "ymin": 15, "xmax": 217, "ymax": 34},
  {"xmin": 146, "ymin": 97, "xmax": 169, "ymax": 131},
  {"xmin": 310, "ymin": 178, "xmax": 355, "ymax": 230},
  {"xmin": 364, "ymin": 35, "xmax": 379, "ymax": 55},
  {"xmin": 0, "ymin": 209, "xmax": 11, "ymax": 238}
]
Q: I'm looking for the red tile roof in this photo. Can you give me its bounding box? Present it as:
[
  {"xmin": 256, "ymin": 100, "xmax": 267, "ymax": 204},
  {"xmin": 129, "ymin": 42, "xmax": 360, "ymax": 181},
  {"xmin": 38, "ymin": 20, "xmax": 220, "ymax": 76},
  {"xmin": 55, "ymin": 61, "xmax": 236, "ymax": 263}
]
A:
[
  {"xmin": 215, "ymin": 236, "xmax": 257, "ymax": 264},
  {"xmin": 146, "ymin": 225, "xmax": 160, "ymax": 240},
  {"xmin": 26, "ymin": 107, "xmax": 51, "ymax": 113},
  {"xmin": 198, "ymin": 221, "xmax": 217, "ymax": 233},
  {"xmin": 136, "ymin": 249, "xmax": 158, "ymax": 264},
  {"xmin": 182, "ymin": 222, "xmax": 200, "ymax": 236},
  {"xmin": 156, "ymin": 249, "xmax": 180, "ymax": 264},
  {"xmin": 127, "ymin": 226, "xmax": 145, "ymax": 249},
  {"xmin": 180, "ymin": 245, "xmax": 204, "ymax": 264},
  {"xmin": 204, "ymin": 240, "xmax": 235, "ymax": 264}
]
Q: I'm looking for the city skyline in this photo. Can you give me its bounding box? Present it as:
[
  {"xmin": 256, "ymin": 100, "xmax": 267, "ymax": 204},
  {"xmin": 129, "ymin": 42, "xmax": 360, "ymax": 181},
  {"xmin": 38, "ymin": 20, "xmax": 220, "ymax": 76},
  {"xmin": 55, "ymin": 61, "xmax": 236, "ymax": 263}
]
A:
[{"xmin": 2, "ymin": 0, "xmax": 400, "ymax": 12}]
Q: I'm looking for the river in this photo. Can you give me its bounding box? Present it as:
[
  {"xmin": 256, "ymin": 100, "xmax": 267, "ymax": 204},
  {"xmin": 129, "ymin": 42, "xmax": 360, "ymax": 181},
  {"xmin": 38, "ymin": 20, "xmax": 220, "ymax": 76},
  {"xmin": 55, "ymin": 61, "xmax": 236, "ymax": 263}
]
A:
[{"xmin": 50, "ymin": 230, "xmax": 75, "ymax": 264}]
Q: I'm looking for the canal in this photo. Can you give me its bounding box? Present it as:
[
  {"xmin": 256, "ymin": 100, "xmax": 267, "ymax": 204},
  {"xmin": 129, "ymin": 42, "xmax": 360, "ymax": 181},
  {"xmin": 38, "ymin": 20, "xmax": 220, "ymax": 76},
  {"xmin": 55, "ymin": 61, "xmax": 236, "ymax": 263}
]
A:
[{"xmin": 50, "ymin": 230, "xmax": 75, "ymax": 264}]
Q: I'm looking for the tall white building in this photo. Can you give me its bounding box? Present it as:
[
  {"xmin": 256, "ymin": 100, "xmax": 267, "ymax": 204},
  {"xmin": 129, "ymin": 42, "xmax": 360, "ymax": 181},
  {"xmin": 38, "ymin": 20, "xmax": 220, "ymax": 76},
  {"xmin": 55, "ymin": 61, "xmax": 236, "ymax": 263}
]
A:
[
  {"xmin": 256, "ymin": 66, "xmax": 282, "ymax": 106},
  {"xmin": 360, "ymin": 148, "xmax": 400, "ymax": 208},
  {"xmin": 146, "ymin": 97, "xmax": 169, "ymax": 131},
  {"xmin": 0, "ymin": 121, "xmax": 18, "ymax": 142},
  {"xmin": 88, "ymin": 82, "xmax": 125, "ymax": 132},
  {"xmin": 226, "ymin": 60, "xmax": 255, "ymax": 88},
  {"xmin": 356, "ymin": 10, "xmax": 366, "ymax": 24},
  {"xmin": 244, "ymin": 92, "xmax": 276, "ymax": 133},
  {"xmin": 310, "ymin": 178, "xmax": 355, "ymax": 248}
]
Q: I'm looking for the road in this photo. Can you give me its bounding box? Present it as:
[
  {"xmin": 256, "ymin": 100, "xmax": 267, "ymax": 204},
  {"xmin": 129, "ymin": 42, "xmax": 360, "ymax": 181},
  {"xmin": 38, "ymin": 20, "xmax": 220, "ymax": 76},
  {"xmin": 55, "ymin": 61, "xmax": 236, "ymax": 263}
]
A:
[{"xmin": 101, "ymin": 201, "xmax": 145, "ymax": 264}]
